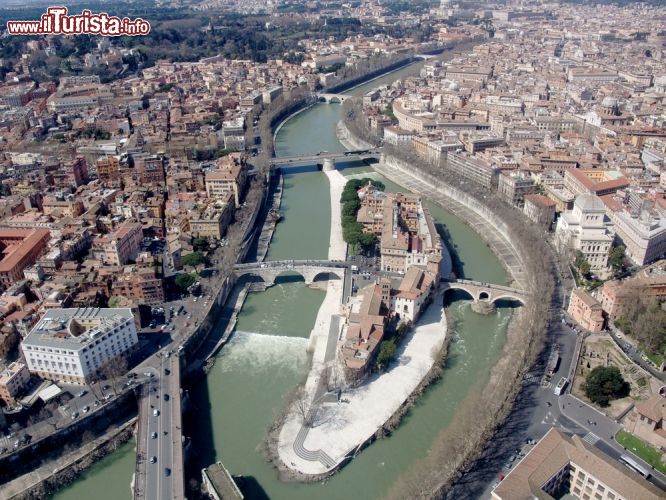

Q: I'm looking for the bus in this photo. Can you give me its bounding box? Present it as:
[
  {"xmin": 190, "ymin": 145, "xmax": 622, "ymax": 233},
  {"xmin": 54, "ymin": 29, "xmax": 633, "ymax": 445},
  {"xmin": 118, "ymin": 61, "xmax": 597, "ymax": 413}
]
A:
[
  {"xmin": 619, "ymin": 454, "xmax": 651, "ymax": 479},
  {"xmin": 554, "ymin": 377, "xmax": 568, "ymax": 395},
  {"xmin": 546, "ymin": 350, "xmax": 560, "ymax": 379}
]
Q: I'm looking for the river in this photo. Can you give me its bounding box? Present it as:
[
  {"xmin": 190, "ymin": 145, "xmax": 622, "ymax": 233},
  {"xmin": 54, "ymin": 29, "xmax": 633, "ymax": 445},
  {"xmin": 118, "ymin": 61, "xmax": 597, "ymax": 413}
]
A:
[{"xmin": 53, "ymin": 53, "xmax": 511, "ymax": 500}]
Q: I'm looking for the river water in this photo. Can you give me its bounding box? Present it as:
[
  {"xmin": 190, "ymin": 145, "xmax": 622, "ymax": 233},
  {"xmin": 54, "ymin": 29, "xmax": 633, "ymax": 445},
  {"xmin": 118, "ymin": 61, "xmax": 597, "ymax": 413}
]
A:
[{"xmin": 54, "ymin": 55, "xmax": 511, "ymax": 500}]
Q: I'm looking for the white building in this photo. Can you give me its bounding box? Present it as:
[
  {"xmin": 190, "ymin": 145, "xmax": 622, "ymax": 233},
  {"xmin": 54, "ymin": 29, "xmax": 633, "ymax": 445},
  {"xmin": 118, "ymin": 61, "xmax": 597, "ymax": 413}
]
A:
[
  {"xmin": 610, "ymin": 210, "xmax": 666, "ymax": 265},
  {"xmin": 21, "ymin": 307, "xmax": 138, "ymax": 385},
  {"xmin": 555, "ymin": 195, "xmax": 614, "ymax": 276}
]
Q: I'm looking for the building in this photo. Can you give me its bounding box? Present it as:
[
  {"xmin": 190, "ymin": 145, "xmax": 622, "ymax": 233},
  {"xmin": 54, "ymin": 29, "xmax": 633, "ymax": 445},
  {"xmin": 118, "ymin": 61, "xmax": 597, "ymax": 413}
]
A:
[
  {"xmin": 564, "ymin": 169, "xmax": 630, "ymax": 198},
  {"xmin": 391, "ymin": 257, "xmax": 441, "ymax": 323},
  {"xmin": 599, "ymin": 260, "xmax": 666, "ymax": 320},
  {"xmin": 447, "ymin": 151, "xmax": 499, "ymax": 189},
  {"xmin": 340, "ymin": 279, "xmax": 390, "ymax": 380},
  {"xmin": 96, "ymin": 156, "xmax": 121, "ymax": 186},
  {"xmin": 497, "ymin": 171, "xmax": 535, "ymax": 207},
  {"xmin": 0, "ymin": 361, "xmax": 30, "ymax": 406},
  {"xmin": 21, "ymin": 307, "xmax": 138, "ymax": 385},
  {"xmin": 461, "ymin": 134, "xmax": 505, "ymax": 154},
  {"xmin": 98, "ymin": 222, "xmax": 143, "ymax": 266},
  {"xmin": 609, "ymin": 210, "xmax": 666, "ymax": 266},
  {"xmin": 112, "ymin": 267, "xmax": 164, "ymax": 306},
  {"xmin": 189, "ymin": 194, "xmax": 234, "ymax": 239},
  {"xmin": 135, "ymin": 154, "xmax": 166, "ymax": 187},
  {"xmin": 0, "ymin": 228, "xmax": 50, "ymax": 291},
  {"xmin": 491, "ymin": 428, "xmax": 662, "ymax": 500},
  {"xmin": 556, "ymin": 195, "xmax": 613, "ymax": 275},
  {"xmin": 205, "ymin": 155, "xmax": 247, "ymax": 208},
  {"xmin": 567, "ymin": 288, "xmax": 604, "ymax": 332},
  {"xmin": 625, "ymin": 393, "xmax": 666, "ymax": 449},
  {"xmin": 372, "ymin": 193, "xmax": 442, "ymax": 274},
  {"xmin": 524, "ymin": 194, "xmax": 557, "ymax": 229},
  {"xmin": 383, "ymin": 126, "xmax": 414, "ymax": 145}
]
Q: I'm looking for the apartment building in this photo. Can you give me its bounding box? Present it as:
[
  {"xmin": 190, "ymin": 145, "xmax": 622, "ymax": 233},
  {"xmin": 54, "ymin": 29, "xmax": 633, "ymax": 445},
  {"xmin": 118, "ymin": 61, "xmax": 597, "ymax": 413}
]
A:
[
  {"xmin": 99, "ymin": 222, "xmax": 143, "ymax": 266},
  {"xmin": 609, "ymin": 210, "xmax": 666, "ymax": 266},
  {"xmin": 564, "ymin": 169, "xmax": 629, "ymax": 198},
  {"xmin": 599, "ymin": 260, "xmax": 666, "ymax": 319},
  {"xmin": 21, "ymin": 307, "xmax": 138, "ymax": 385},
  {"xmin": 447, "ymin": 151, "xmax": 500, "ymax": 189},
  {"xmin": 524, "ymin": 194, "xmax": 557, "ymax": 228},
  {"xmin": 205, "ymin": 155, "xmax": 247, "ymax": 208},
  {"xmin": 0, "ymin": 361, "xmax": 30, "ymax": 406},
  {"xmin": 189, "ymin": 194, "xmax": 234, "ymax": 239},
  {"xmin": 497, "ymin": 171, "xmax": 536, "ymax": 207},
  {"xmin": 567, "ymin": 288, "xmax": 604, "ymax": 332},
  {"xmin": 0, "ymin": 228, "xmax": 50, "ymax": 291},
  {"xmin": 492, "ymin": 428, "xmax": 662, "ymax": 500}
]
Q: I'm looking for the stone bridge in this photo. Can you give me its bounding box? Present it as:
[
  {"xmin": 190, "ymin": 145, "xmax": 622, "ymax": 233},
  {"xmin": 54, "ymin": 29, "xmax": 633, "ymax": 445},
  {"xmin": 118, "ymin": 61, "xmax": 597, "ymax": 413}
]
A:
[
  {"xmin": 268, "ymin": 148, "xmax": 382, "ymax": 169},
  {"xmin": 442, "ymin": 278, "xmax": 528, "ymax": 305},
  {"xmin": 317, "ymin": 93, "xmax": 350, "ymax": 103},
  {"xmin": 233, "ymin": 260, "xmax": 348, "ymax": 287}
]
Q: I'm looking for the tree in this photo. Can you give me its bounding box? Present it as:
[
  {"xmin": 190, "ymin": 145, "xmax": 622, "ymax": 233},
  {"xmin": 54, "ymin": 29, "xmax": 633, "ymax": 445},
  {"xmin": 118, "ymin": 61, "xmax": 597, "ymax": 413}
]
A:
[
  {"xmin": 583, "ymin": 366, "xmax": 630, "ymax": 407},
  {"xmin": 192, "ymin": 237, "xmax": 209, "ymax": 252},
  {"xmin": 175, "ymin": 273, "xmax": 197, "ymax": 291},
  {"xmin": 608, "ymin": 245, "xmax": 625, "ymax": 274},
  {"xmin": 574, "ymin": 250, "xmax": 591, "ymax": 277},
  {"xmin": 376, "ymin": 339, "xmax": 397, "ymax": 371},
  {"xmin": 182, "ymin": 251, "xmax": 205, "ymax": 268}
]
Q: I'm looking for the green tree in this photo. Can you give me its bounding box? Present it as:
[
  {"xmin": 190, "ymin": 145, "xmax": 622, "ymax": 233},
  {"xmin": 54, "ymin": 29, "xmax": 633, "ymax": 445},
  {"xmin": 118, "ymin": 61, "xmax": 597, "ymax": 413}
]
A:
[
  {"xmin": 376, "ymin": 339, "xmax": 397, "ymax": 371},
  {"xmin": 359, "ymin": 232, "xmax": 377, "ymax": 249},
  {"xmin": 182, "ymin": 252, "xmax": 205, "ymax": 268},
  {"xmin": 608, "ymin": 245, "xmax": 626, "ymax": 274},
  {"xmin": 175, "ymin": 273, "xmax": 197, "ymax": 291},
  {"xmin": 583, "ymin": 366, "xmax": 630, "ymax": 407},
  {"xmin": 192, "ymin": 238, "xmax": 209, "ymax": 252},
  {"xmin": 574, "ymin": 250, "xmax": 591, "ymax": 277}
]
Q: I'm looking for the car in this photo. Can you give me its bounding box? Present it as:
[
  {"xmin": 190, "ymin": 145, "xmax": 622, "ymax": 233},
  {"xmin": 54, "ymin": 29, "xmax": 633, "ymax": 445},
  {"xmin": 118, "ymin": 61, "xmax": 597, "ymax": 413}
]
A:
[
  {"xmin": 193, "ymin": 297, "xmax": 198, "ymax": 303},
  {"xmin": 78, "ymin": 390, "xmax": 87, "ymax": 397},
  {"xmin": 149, "ymin": 456, "xmax": 157, "ymax": 464},
  {"xmin": 165, "ymin": 351, "xmax": 171, "ymax": 358},
  {"xmin": 151, "ymin": 432, "xmax": 158, "ymax": 439},
  {"xmin": 82, "ymin": 406, "xmax": 90, "ymax": 413},
  {"xmin": 546, "ymin": 401, "xmax": 552, "ymax": 407},
  {"xmin": 102, "ymin": 384, "xmax": 111, "ymax": 390},
  {"xmin": 153, "ymin": 409, "xmax": 160, "ymax": 417},
  {"xmin": 164, "ymin": 468, "xmax": 171, "ymax": 477},
  {"xmin": 94, "ymin": 400, "xmax": 100, "ymax": 407},
  {"xmin": 71, "ymin": 412, "xmax": 79, "ymax": 420},
  {"xmin": 164, "ymin": 368, "xmax": 170, "ymax": 375},
  {"xmin": 164, "ymin": 394, "xmax": 170, "ymax": 401}
]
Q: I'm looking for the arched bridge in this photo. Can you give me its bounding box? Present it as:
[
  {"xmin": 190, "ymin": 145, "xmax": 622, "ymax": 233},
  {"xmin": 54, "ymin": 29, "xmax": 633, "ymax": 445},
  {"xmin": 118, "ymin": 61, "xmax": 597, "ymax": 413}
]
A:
[
  {"xmin": 234, "ymin": 260, "xmax": 348, "ymax": 287},
  {"xmin": 317, "ymin": 93, "xmax": 349, "ymax": 103},
  {"xmin": 442, "ymin": 278, "xmax": 528, "ymax": 305}
]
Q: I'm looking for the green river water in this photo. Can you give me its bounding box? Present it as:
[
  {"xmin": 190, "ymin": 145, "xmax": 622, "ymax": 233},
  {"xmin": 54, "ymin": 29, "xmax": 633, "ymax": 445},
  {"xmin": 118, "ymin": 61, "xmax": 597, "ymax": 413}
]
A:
[{"xmin": 53, "ymin": 56, "xmax": 511, "ymax": 500}]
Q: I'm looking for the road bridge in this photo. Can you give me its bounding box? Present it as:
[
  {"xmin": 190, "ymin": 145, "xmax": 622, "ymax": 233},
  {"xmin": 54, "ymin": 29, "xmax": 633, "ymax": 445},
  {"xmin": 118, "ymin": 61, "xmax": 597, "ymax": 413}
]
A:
[
  {"xmin": 134, "ymin": 354, "xmax": 185, "ymax": 500},
  {"xmin": 317, "ymin": 93, "xmax": 350, "ymax": 103},
  {"xmin": 442, "ymin": 278, "xmax": 528, "ymax": 305},
  {"xmin": 269, "ymin": 148, "xmax": 382, "ymax": 169},
  {"xmin": 233, "ymin": 260, "xmax": 348, "ymax": 287}
]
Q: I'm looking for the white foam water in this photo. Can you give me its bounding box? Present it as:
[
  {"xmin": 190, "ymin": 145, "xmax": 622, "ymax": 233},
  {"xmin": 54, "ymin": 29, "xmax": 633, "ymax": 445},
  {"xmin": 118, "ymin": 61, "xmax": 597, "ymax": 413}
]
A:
[{"xmin": 217, "ymin": 331, "xmax": 310, "ymax": 375}]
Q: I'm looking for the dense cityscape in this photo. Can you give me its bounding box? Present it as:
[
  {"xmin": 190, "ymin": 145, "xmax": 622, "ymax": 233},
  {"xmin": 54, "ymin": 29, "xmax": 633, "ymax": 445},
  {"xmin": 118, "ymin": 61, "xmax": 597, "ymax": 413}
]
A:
[{"xmin": 0, "ymin": 0, "xmax": 664, "ymax": 499}]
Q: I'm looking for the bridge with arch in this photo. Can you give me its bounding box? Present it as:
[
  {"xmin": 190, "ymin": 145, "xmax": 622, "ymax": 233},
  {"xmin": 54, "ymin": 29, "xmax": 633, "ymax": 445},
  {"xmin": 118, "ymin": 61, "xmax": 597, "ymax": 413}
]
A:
[
  {"xmin": 442, "ymin": 278, "xmax": 528, "ymax": 305},
  {"xmin": 317, "ymin": 93, "xmax": 350, "ymax": 103},
  {"xmin": 233, "ymin": 260, "xmax": 348, "ymax": 287}
]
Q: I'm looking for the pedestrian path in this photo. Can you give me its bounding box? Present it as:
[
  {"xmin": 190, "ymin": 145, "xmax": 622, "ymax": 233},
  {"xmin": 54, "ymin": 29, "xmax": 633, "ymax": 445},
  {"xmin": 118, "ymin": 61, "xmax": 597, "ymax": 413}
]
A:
[{"xmin": 583, "ymin": 432, "xmax": 600, "ymax": 445}]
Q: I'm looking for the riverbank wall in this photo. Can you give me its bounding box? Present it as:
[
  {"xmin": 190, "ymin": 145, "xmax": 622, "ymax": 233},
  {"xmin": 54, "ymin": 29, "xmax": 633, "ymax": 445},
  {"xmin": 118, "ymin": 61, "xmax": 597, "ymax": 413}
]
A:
[{"xmin": 0, "ymin": 393, "xmax": 137, "ymax": 499}]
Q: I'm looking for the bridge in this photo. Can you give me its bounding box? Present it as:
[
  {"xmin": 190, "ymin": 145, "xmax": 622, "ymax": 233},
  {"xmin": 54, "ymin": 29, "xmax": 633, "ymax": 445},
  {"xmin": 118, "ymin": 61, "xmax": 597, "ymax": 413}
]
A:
[
  {"xmin": 233, "ymin": 260, "xmax": 348, "ymax": 287},
  {"xmin": 317, "ymin": 93, "xmax": 350, "ymax": 103},
  {"xmin": 442, "ymin": 278, "xmax": 528, "ymax": 305},
  {"xmin": 269, "ymin": 148, "xmax": 382, "ymax": 170}
]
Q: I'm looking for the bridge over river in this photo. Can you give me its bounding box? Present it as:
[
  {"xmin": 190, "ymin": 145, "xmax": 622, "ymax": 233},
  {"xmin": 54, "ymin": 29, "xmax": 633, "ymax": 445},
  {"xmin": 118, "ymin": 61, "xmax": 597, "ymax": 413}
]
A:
[
  {"xmin": 234, "ymin": 260, "xmax": 527, "ymax": 304},
  {"xmin": 268, "ymin": 148, "xmax": 382, "ymax": 170}
]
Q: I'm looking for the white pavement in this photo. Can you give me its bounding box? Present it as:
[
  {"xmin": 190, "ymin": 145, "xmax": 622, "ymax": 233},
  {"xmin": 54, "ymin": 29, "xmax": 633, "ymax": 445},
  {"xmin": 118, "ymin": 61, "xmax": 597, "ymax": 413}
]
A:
[
  {"xmin": 278, "ymin": 294, "xmax": 447, "ymax": 475},
  {"xmin": 276, "ymin": 169, "xmax": 348, "ymax": 472}
]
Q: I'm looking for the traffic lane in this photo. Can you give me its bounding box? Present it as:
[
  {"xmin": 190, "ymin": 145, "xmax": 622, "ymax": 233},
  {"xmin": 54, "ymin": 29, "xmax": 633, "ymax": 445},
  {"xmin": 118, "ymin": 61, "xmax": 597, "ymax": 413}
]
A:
[
  {"xmin": 144, "ymin": 370, "xmax": 162, "ymax": 500},
  {"xmin": 160, "ymin": 356, "xmax": 174, "ymax": 497}
]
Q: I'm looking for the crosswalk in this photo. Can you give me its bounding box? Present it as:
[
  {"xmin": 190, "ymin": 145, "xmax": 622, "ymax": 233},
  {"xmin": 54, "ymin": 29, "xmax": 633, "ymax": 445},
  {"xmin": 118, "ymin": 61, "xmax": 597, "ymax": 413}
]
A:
[
  {"xmin": 583, "ymin": 432, "xmax": 600, "ymax": 445},
  {"xmin": 523, "ymin": 373, "xmax": 553, "ymax": 389}
]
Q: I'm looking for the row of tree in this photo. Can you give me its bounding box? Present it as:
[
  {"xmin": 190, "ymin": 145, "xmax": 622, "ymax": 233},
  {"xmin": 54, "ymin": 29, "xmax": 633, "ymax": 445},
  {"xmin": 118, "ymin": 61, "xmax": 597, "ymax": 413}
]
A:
[{"xmin": 340, "ymin": 178, "xmax": 383, "ymax": 252}]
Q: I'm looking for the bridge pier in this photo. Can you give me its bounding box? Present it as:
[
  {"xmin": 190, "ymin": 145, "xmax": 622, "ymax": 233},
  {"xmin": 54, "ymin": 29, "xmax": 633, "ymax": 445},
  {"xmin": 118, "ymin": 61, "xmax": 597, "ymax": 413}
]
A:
[
  {"xmin": 471, "ymin": 300, "xmax": 496, "ymax": 315},
  {"xmin": 322, "ymin": 158, "xmax": 336, "ymax": 171}
]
